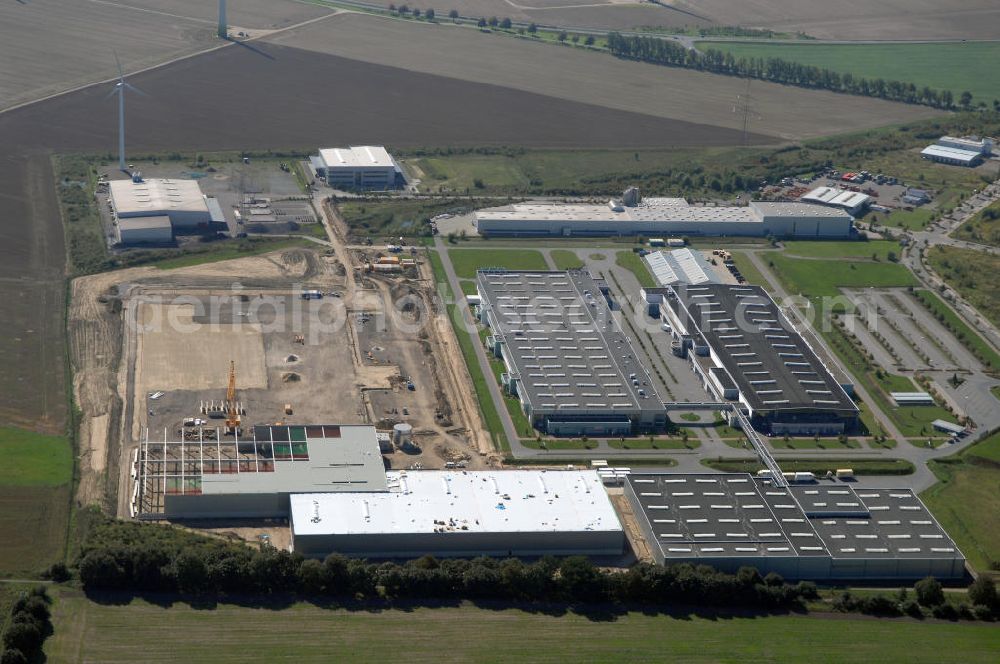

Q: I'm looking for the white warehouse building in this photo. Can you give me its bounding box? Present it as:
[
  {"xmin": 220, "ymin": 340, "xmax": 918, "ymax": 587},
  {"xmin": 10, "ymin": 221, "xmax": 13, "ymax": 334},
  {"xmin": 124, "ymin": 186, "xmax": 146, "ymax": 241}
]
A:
[
  {"xmin": 290, "ymin": 470, "xmax": 625, "ymax": 559},
  {"xmin": 474, "ymin": 190, "xmax": 854, "ymax": 239},
  {"xmin": 310, "ymin": 146, "xmax": 401, "ymax": 190}
]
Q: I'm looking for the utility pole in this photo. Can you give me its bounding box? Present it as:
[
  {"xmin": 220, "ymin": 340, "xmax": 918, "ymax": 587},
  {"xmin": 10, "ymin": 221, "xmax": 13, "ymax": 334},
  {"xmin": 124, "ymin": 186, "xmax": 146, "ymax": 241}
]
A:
[{"xmin": 733, "ymin": 79, "xmax": 759, "ymax": 147}]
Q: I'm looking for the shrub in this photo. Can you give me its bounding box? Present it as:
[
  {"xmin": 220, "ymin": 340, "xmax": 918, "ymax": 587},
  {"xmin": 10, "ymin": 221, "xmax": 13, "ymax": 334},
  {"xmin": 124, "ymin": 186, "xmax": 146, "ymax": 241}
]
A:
[
  {"xmin": 915, "ymin": 576, "xmax": 945, "ymax": 607},
  {"xmin": 968, "ymin": 576, "xmax": 997, "ymax": 610}
]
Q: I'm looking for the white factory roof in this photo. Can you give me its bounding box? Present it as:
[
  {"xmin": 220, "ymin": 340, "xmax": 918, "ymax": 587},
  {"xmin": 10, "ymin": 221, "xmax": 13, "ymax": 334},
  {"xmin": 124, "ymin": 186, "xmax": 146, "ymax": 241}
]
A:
[
  {"xmin": 318, "ymin": 146, "xmax": 395, "ymax": 169},
  {"xmin": 645, "ymin": 248, "xmax": 718, "ymax": 286},
  {"xmin": 290, "ymin": 470, "xmax": 622, "ymax": 537},
  {"xmin": 477, "ymin": 199, "xmax": 849, "ymax": 224},
  {"xmin": 921, "ymin": 145, "xmax": 982, "ymax": 163},
  {"xmin": 801, "ymin": 187, "xmax": 870, "ymax": 211},
  {"xmin": 109, "ymin": 178, "xmax": 210, "ymax": 216}
]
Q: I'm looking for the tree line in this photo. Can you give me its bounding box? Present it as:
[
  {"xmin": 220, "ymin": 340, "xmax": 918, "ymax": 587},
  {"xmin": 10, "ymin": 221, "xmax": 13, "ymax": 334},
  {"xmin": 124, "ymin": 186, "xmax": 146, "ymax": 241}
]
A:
[
  {"xmin": 605, "ymin": 33, "xmax": 973, "ymax": 110},
  {"xmin": 69, "ymin": 513, "xmax": 999, "ymax": 622}
]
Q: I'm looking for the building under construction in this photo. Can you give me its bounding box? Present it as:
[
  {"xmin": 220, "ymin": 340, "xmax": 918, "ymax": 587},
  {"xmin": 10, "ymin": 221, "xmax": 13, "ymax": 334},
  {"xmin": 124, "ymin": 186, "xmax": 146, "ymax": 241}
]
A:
[{"xmin": 132, "ymin": 424, "xmax": 387, "ymax": 519}]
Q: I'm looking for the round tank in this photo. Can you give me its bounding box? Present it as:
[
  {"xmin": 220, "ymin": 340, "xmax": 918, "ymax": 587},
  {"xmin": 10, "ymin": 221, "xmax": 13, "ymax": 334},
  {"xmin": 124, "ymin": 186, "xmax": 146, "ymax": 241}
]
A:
[{"xmin": 393, "ymin": 422, "xmax": 413, "ymax": 445}]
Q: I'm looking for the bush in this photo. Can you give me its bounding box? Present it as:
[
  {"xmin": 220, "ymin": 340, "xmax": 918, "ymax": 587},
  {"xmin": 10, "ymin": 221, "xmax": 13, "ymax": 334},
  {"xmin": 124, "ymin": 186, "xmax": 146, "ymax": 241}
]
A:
[
  {"xmin": 900, "ymin": 599, "xmax": 924, "ymax": 618},
  {"xmin": 968, "ymin": 576, "xmax": 997, "ymax": 610},
  {"xmin": 0, "ymin": 650, "xmax": 27, "ymax": 664},
  {"xmin": 931, "ymin": 602, "xmax": 959, "ymax": 620},
  {"xmin": 915, "ymin": 576, "xmax": 945, "ymax": 607}
]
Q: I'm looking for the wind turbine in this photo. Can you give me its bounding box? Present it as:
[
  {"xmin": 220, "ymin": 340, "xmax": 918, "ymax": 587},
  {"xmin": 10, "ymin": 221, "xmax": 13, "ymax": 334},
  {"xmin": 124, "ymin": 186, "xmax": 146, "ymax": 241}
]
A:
[
  {"xmin": 218, "ymin": 0, "xmax": 227, "ymax": 39},
  {"xmin": 108, "ymin": 51, "xmax": 145, "ymax": 174}
]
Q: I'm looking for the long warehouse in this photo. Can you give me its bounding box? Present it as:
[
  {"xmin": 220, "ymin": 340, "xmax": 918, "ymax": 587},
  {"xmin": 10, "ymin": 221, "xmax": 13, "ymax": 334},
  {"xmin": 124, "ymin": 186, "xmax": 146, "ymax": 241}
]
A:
[
  {"xmin": 651, "ymin": 283, "xmax": 858, "ymax": 435},
  {"xmin": 625, "ymin": 473, "xmax": 966, "ymax": 580},
  {"xmin": 476, "ymin": 269, "xmax": 667, "ymax": 436},
  {"xmin": 475, "ymin": 190, "xmax": 854, "ymax": 239},
  {"xmin": 291, "ymin": 470, "xmax": 624, "ymax": 559}
]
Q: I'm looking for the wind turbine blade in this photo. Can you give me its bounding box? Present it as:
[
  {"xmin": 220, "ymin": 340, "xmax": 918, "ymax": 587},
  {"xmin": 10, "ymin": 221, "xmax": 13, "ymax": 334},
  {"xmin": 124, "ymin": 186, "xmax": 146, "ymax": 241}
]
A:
[
  {"xmin": 113, "ymin": 49, "xmax": 123, "ymax": 80},
  {"xmin": 105, "ymin": 86, "xmax": 119, "ymax": 100},
  {"xmin": 124, "ymin": 82, "xmax": 148, "ymax": 97}
]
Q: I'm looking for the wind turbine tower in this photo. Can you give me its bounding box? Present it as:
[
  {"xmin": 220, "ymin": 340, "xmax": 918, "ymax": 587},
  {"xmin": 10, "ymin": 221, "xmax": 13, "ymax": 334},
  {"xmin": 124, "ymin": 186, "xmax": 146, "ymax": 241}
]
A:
[
  {"xmin": 109, "ymin": 53, "xmax": 145, "ymax": 174},
  {"xmin": 218, "ymin": 0, "xmax": 227, "ymax": 39}
]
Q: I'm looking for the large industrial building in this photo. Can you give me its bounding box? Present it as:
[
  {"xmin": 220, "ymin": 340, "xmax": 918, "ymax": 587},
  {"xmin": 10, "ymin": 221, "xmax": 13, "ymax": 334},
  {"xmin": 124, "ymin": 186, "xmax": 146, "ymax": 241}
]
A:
[
  {"xmin": 648, "ymin": 283, "xmax": 858, "ymax": 435},
  {"xmin": 291, "ymin": 470, "xmax": 624, "ymax": 559},
  {"xmin": 310, "ymin": 145, "xmax": 401, "ymax": 190},
  {"xmin": 109, "ymin": 177, "xmax": 223, "ymax": 244},
  {"xmin": 134, "ymin": 424, "xmax": 388, "ymax": 519},
  {"xmin": 625, "ymin": 473, "xmax": 966, "ymax": 580},
  {"xmin": 800, "ymin": 186, "xmax": 871, "ymax": 216},
  {"xmin": 476, "ymin": 269, "xmax": 668, "ymax": 436},
  {"xmin": 474, "ymin": 190, "xmax": 854, "ymax": 239},
  {"xmin": 921, "ymin": 136, "xmax": 993, "ymax": 167}
]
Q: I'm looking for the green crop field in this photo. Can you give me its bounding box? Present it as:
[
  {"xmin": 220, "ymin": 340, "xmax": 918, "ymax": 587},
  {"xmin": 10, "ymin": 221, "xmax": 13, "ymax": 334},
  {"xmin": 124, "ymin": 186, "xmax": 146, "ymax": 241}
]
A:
[
  {"xmin": 448, "ymin": 248, "xmax": 548, "ymax": 279},
  {"xmin": 696, "ymin": 41, "xmax": 1000, "ymax": 104},
  {"xmin": 46, "ymin": 595, "xmax": 1000, "ymax": 663},
  {"xmin": 549, "ymin": 249, "xmax": 584, "ymax": 270},
  {"xmin": 927, "ymin": 246, "xmax": 1000, "ymax": 329},
  {"xmin": 0, "ymin": 427, "xmax": 73, "ymax": 576}
]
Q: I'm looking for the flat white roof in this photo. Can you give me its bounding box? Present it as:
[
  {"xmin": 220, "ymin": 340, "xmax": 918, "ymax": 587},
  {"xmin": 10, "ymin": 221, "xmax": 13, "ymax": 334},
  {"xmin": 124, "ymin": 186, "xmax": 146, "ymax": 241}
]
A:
[
  {"xmin": 750, "ymin": 201, "xmax": 851, "ymax": 218},
  {"xmin": 290, "ymin": 470, "xmax": 622, "ymax": 536},
  {"xmin": 318, "ymin": 146, "xmax": 395, "ymax": 169},
  {"xmin": 109, "ymin": 178, "xmax": 209, "ymax": 216},
  {"xmin": 921, "ymin": 145, "xmax": 981, "ymax": 162},
  {"xmin": 119, "ymin": 215, "xmax": 172, "ymax": 231},
  {"xmin": 477, "ymin": 200, "xmax": 849, "ymax": 224}
]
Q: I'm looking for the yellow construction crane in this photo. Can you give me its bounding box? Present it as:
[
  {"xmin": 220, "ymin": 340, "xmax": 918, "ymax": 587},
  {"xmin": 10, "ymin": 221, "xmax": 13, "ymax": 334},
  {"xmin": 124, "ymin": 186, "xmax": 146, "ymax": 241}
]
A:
[{"xmin": 225, "ymin": 360, "xmax": 241, "ymax": 432}]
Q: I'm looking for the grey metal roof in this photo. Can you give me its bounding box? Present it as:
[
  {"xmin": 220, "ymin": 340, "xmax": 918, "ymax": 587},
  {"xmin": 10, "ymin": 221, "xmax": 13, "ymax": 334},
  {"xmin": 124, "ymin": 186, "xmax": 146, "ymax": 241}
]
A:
[
  {"xmin": 477, "ymin": 270, "xmax": 662, "ymax": 418},
  {"xmin": 629, "ymin": 474, "xmax": 963, "ymax": 562},
  {"xmin": 668, "ymin": 284, "xmax": 857, "ymax": 415}
]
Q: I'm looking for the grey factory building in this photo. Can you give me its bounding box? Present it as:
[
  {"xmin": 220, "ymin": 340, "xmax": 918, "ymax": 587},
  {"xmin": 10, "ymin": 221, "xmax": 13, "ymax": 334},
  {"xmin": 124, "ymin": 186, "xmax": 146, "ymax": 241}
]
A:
[
  {"xmin": 476, "ymin": 269, "xmax": 667, "ymax": 436},
  {"xmin": 134, "ymin": 424, "xmax": 388, "ymax": 519},
  {"xmin": 474, "ymin": 189, "xmax": 854, "ymax": 239},
  {"xmin": 625, "ymin": 473, "xmax": 966, "ymax": 580},
  {"xmin": 649, "ymin": 283, "xmax": 858, "ymax": 435}
]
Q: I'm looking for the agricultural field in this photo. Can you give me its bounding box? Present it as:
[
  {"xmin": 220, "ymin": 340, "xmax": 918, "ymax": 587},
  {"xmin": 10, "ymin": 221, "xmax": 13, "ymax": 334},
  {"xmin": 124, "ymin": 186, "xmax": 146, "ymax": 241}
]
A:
[
  {"xmin": 46, "ymin": 593, "xmax": 1000, "ymax": 663},
  {"xmin": 681, "ymin": 0, "xmax": 1000, "ymax": 40},
  {"xmin": 0, "ymin": 427, "xmax": 73, "ymax": 576},
  {"xmin": 265, "ymin": 12, "xmax": 940, "ymax": 142},
  {"xmin": 927, "ymin": 246, "xmax": 1000, "ymax": 329},
  {"xmin": 952, "ymin": 199, "xmax": 1000, "ymax": 247},
  {"xmin": 696, "ymin": 42, "xmax": 1000, "ymax": 104},
  {"xmin": 448, "ymin": 248, "xmax": 548, "ymax": 279}
]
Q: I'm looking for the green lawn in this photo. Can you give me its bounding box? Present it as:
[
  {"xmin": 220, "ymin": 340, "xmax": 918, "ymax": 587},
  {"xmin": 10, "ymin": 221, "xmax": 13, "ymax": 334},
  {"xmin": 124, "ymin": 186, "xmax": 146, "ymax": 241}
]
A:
[
  {"xmin": 697, "ymin": 41, "xmax": 1000, "ymax": 104},
  {"xmin": 549, "ymin": 249, "xmax": 584, "ymax": 270},
  {"xmin": 0, "ymin": 427, "xmax": 74, "ymax": 576},
  {"xmin": 782, "ymin": 240, "xmax": 900, "ymax": 261},
  {"xmin": 953, "ymin": 199, "xmax": 1000, "ymax": 247},
  {"xmin": 608, "ymin": 437, "xmax": 696, "ymax": 450},
  {"xmin": 615, "ymin": 250, "xmax": 656, "ymax": 288},
  {"xmin": 924, "ymin": 458, "xmax": 1000, "ymax": 574},
  {"xmin": 769, "ymin": 437, "xmax": 861, "ymax": 450},
  {"xmin": 448, "ymin": 248, "xmax": 548, "ymax": 279},
  {"xmin": 767, "ymin": 254, "xmax": 917, "ymax": 298},
  {"xmin": 912, "ymin": 288, "xmax": 1000, "ymax": 373},
  {"xmin": 928, "ymin": 246, "xmax": 1000, "ymax": 331},
  {"xmin": 46, "ymin": 594, "xmax": 1000, "ymax": 663},
  {"xmin": 966, "ymin": 429, "xmax": 1000, "ymax": 465},
  {"xmin": 727, "ymin": 252, "xmax": 772, "ymax": 291}
]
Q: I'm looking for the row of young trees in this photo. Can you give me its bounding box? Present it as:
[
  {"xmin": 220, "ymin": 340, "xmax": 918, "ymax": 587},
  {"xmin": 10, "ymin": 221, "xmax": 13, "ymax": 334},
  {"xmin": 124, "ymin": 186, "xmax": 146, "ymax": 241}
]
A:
[
  {"xmin": 605, "ymin": 33, "xmax": 973, "ymax": 110},
  {"xmin": 1, "ymin": 587, "xmax": 53, "ymax": 664}
]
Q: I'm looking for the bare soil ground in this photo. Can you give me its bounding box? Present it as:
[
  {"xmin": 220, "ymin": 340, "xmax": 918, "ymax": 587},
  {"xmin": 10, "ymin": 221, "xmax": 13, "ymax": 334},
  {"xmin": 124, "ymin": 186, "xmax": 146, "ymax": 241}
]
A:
[
  {"xmin": 0, "ymin": 0, "xmax": 335, "ymax": 110},
  {"xmin": 266, "ymin": 13, "xmax": 940, "ymax": 141},
  {"xmin": 675, "ymin": 0, "xmax": 1000, "ymax": 40}
]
